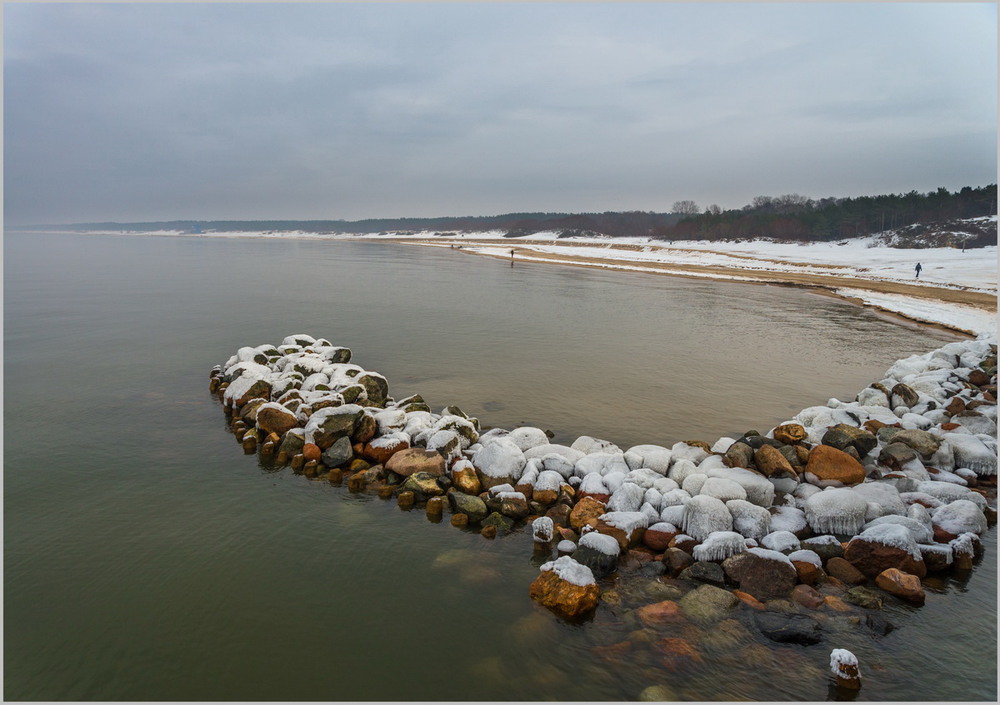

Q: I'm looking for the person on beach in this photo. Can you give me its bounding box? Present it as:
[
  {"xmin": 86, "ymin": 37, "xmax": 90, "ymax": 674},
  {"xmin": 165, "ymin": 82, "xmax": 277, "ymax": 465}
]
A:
[
  {"xmin": 510, "ymin": 248, "xmax": 515, "ymax": 267},
  {"xmin": 915, "ymin": 262, "xmax": 922, "ymax": 279}
]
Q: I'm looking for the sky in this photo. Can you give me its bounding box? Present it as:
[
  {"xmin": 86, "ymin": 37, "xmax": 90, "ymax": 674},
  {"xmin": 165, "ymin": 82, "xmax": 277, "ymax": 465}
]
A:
[{"xmin": 3, "ymin": 2, "xmax": 997, "ymax": 225}]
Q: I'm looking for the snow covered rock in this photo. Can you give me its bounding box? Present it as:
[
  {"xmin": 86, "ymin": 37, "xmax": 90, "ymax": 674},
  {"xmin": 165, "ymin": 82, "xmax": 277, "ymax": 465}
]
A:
[
  {"xmin": 760, "ymin": 531, "xmax": 801, "ymax": 553},
  {"xmin": 532, "ymin": 516, "xmax": 555, "ymax": 543},
  {"xmin": 723, "ymin": 547, "xmax": 797, "ymax": 601},
  {"xmin": 726, "ymin": 499, "xmax": 771, "ymax": 541},
  {"xmin": 572, "ymin": 530, "xmax": 620, "ymax": 577},
  {"xmin": 804, "ymin": 488, "xmax": 868, "ymax": 535},
  {"xmin": 932, "ymin": 499, "xmax": 987, "ymax": 538},
  {"xmin": 595, "ymin": 511, "xmax": 649, "ymax": 550},
  {"xmin": 692, "ymin": 531, "xmax": 747, "ymax": 562},
  {"xmin": 529, "ymin": 557, "xmax": 600, "ymax": 619},
  {"xmin": 472, "ymin": 437, "xmax": 526, "ymax": 489},
  {"xmin": 255, "ymin": 402, "xmax": 300, "ymax": 436},
  {"xmin": 843, "ymin": 524, "xmax": 926, "ymax": 578},
  {"xmin": 571, "ymin": 435, "xmax": 622, "ymax": 455},
  {"xmin": 507, "ymin": 426, "xmax": 550, "ymax": 452},
  {"xmin": 942, "ymin": 433, "xmax": 997, "ymax": 476},
  {"xmin": 697, "ymin": 477, "xmax": 747, "ymax": 503},
  {"xmin": 624, "ymin": 444, "xmax": 673, "ymax": 474},
  {"xmin": 681, "ymin": 495, "xmax": 732, "ymax": 541}
]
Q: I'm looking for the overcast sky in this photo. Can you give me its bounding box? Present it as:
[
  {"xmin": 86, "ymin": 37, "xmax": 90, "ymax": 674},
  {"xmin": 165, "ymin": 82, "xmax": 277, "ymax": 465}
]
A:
[{"xmin": 4, "ymin": 2, "xmax": 997, "ymax": 224}]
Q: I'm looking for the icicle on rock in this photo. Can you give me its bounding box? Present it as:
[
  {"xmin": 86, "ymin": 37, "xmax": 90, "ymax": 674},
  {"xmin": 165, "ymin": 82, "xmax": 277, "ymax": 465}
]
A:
[
  {"xmin": 682, "ymin": 494, "xmax": 733, "ymax": 541},
  {"xmin": 805, "ymin": 488, "xmax": 868, "ymax": 535},
  {"xmin": 692, "ymin": 530, "xmax": 747, "ymax": 562}
]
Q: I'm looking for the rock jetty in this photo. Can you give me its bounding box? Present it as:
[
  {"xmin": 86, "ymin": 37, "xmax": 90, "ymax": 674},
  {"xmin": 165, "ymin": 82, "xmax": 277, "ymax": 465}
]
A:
[{"xmin": 210, "ymin": 333, "xmax": 996, "ymax": 634}]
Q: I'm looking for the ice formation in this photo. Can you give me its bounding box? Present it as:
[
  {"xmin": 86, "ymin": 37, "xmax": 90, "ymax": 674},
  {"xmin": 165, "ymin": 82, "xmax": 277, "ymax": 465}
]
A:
[
  {"xmin": 682, "ymin": 494, "xmax": 733, "ymax": 541},
  {"xmin": 932, "ymin": 499, "xmax": 988, "ymax": 536},
  {"xmin": 769, "ymin": 505, "xmax": 808, "ymax": 535},
  {"xmin": 532, "ymin": 516, "xmax": 554, "ymax": 543},
  {"xmin": 598, "ymin": 511, "xmax": 649, "ymax": 533},
  {"xmin": 852, "ymin": 482, "xmax": 906, "ymax": 517},
  {"xmin": 787, "ymin": 549, "xmax": 823, "ymax": 567},
  {"xmin": 692, "ymin": 530, "xmax": 747, "ymax": 562},
  {"xmin": 473, "ymin": 437, "xmax": 526, "ymax": 480},
  {"xmin": 854, "ymin": 524, "xmax": 922, "ymax": 560},
  {"xmin": 571, "ymin": 435, "xmax": 622, "ymax": 455},
  {"xmin": 506, "ymin": 427, "xmax": 548, "ymax": 452},
  {"xmin": 861, "ymin": 515, "xmax": 933, "ymax": 544},
  {"xmin": 606, "ymin": 482, "xmax": 645, "ymax": 513},
  {"xmin": 624, "ymin": 444, "xmax": 673, "ymax": 474},
  {"xmin": 698, "ymin": 477, "xmax": 748, "ymax": 503},
  {"xmin": 804, "ymin": 488, "xmax": 868, "ymax": 535},
  {"xmin": 579, "ymin": 530, "xmax": 621, "ymax": 556},
  {"xmin": 681, "ymin": 473, "xmax": 708, "ymax": 496},
  {"xmin": 726, "ymin": 499, "xmax": 772, "ymax": 541},
  {"xmin": 829, "ymin": 649, "xmax": 860, "ymax": 678},
  {"xmin": 761, "ymin": 531, "xmax": 801, "ymax": 553}
]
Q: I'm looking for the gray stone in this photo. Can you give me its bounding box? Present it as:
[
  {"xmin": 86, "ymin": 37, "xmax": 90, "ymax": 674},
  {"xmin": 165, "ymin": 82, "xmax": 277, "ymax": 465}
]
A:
[
  {"xmin": 320, "ymin": 436, "xmax": 353, "ymax": 468},
  {"xmin": 448, "ymin": 491, "xmax": 489, "ymax": 523},
  {"xmin": 753, "ymin": 612, "xmax": 822, "ymax": 645},
  {"xmin": 679, "ymin": 561, "xmax": 727, "ymax": 588},
  {"xmin": 678, "ymin": 584, "xmax": 739, "ymax": 624}
]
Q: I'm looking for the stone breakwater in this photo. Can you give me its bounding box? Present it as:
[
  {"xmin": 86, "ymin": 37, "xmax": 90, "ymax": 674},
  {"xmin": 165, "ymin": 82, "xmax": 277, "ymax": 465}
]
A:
[{"xmin": 210, "ymin": 334, "xmax": 996, "ymax": 657}]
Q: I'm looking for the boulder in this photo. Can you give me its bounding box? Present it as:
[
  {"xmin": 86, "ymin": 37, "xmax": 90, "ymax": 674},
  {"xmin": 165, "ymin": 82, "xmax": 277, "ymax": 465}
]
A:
[
  {"xmin": 724, "ymin": 442, "xmax": 754, "ymax": 469},
  {"xmin": 304, "ymin": 405, "xmax": 364, "ymax": 450},
  {"xmin": 320, "ymin": 436, "xmax": 353, "ymax": 468},
  {"xmin": 753, "ymin": 612, "xmax": 822, "ymax": 645},
  {"xmin": 642, "ymin": 522, "xmax": 678, "ymax": 551},
  {"xmin": 890, "ymin": 429, "xmax": 942, "ymax": 458},
  {"xmin": 678, "ymin": 584, "xmax": 739, "ymax": 624},
  {"xmin": 843, "ymin": 526, "xmax": 927, "ymax": 578},
  {"xmin": 362, "ymin": 433, "xmax": 410, "ymax": 465},
  {"xmin": 473, "ymin": 438, "xmax": 527, "ymax": 489},
  {"xmin": 399, "ymin": 472, "xmax": 445, "ymax": 498},
  {"xmin": 843, "ymin": 586, "xmax": 884, "ymax": 610},
  {"xmin": 678, "ymin": 561, "xmax": 726, "ymax": 588},
  {"xmin": 448, "ymin": 491, "xmax": 488, "ymax": 523},
  {"xmin": 825, "ymin": 557, "xmax": 867, "ymax": 585},
  {"xmin": 529, "ymin": 557, "xmax": 601, "ymax": 619},
  {"xmin": 256, "ymin": 403, "xmax": 299, "ymax": 436},
  {"xmin": 595, "ymin": 512, "xmax": 648, "ymax": 551},
  {"xmin": 754, "ymin": 444, "xmax": 795, "ymax": 478},
  {"xmin": 573, "ymin": 531, "xmax": 621, "ymax": 577},
  {"xmin": 875, "ymin": 568, "xmax": 926, "ymax": 605},
  {"xmin": 386, "ymin": 447, "xmax": 447, "ymax": 478},
  {"xmin": 570, "ymin": 496, "xmax": 607, "ymax": 532},
  {"xmin": 636, "ymin": 600, "xmax": 685, "ymax": 626},
  {"xmin": 722, "ymin": 548, "xmax": 797, "ymax": 601},
  {"xmin": 804, "ymin": 445, "xmax": 866, "ymax": 487},
  {"xmin": 821, "ymin": 424, "xmax": 878, "ymax": 457},
  {"xmin": 661, "ymin": 547, "xmax": 694, "ymax": 577},
  {"xmin": 791, "ymin": 584, "xmax": 824, "ymax": 609},
  {"xmin": 481, "ymin": 512, "xmax": 515, "ymax": 534}
]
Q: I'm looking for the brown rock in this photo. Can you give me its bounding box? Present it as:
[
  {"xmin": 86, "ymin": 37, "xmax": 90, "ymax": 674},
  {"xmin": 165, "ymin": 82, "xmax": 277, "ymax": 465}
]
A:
[
  {"xmin": 452, "ymin": 465, "xmax": 482, "ymax": 495},
  {"xmin": 661, "ymin": 547, "xmax": 694, "ymax": 577},
  {"xmin": 528, "ymin": 569, "xmax": 600, "ymax": 619},
  {"xmin": 577, "ymin": 490, "xmax": 611, "ymax": 504},
  {"xmin": 863, "ymin": 419, "xmax": 888, "ymax": 434},
  {"xmin": 481, "ymin": 525, "xmax": 497, "ymax": 539},
  {"xmin": 671, "ymin": 535, "xmax": 698, "ymax": 553},
  {"xmin": 353, "ymin": 413, "xmax": 377, "ymax": 444},
  {"xmin": 843, "ymin": 538, "xmax": 927, "ymax": 579},
  {"xmin": 643, "ymin": 524, "xmax": 678, "ymax": 551},
  {"xmin": 791, "ymin": 584, "xmax": 824, "ymax": 609},
  {"xmin": 773, "ymin": 424, "xmax": 807, "ymax": 445},
  {"xmin": 385, "ymin": 447, "xmax": 447, "ymax": 477},
  {"xmin": 362, "ymin": 436, "xmax": 410, "ymax": 465},
  {"xmin": 595, "ymin": 518, "xmax": 644, "ymax": 551},
  {"xmin": 532, "ymin": 488, "xmax": 559, "ymax": 506},
  {"xmin": 945, "ymin": 396, "xmax": 967, "ymax": 416},
  {"xmin": 825, "ymin": 557, "xmax": 867, "ymax": 585},
  {"xmin": 733, "ymin": 590, "xmax": 766, "ymax": 610},
  {"xmin": 556, "ymin": 526, "xmax": 578, "ymax": 543},
  {"xmin": 397, "ymin": 491, "xmax": 415, "ymax": 509},
  {"xmin": 725, "ymin": 551, "xmax": 797, "ymax": 601},
  {"xmin": 823, "ymin": 595, "xmax": 852, "ymax": 612},
  {"xmin": 792, "ymin": 560, "xmax": 823, "ymax": 586},
  {"xmin": 569, "ymin": 496, "xmax": 607, "ymax": 532},
  {"xmin": 804, "ymin": 444, "xmax": 866, "ymax": 487},
  {"xmin": 683, "ymin": 440, "xmax": 712, "ymax": 452},
  {"xmin": 637, "ymin": 600, "xmax": 685, "ymax": 626},
  {"xmin": 451, "ymin": 513, "xmax": 469, "ymax": 527},
  {"xmin": 968, "ymin": 368, "xmax": 991, "ymax": 386},
  {"xmin": 302, "ymin": 443, "xmax": 322, "ymax": 462},
  {"xmin": 875, "ymin": 568, "xmax": 925, "ymax": 605},
  {"xmin": 256, "ymin": 405, "xmax": 299, "ymax": 436},
  {"xmin": 755, "ymin": 444, "xmax": 796, "ymax": 477},
  {"xmin": 653, "ymin": 637, "xmax": 703, "ymax": 672},
  {"xmin": 940, "ymin": 422, "xmax": 961, "ymax": 431}
]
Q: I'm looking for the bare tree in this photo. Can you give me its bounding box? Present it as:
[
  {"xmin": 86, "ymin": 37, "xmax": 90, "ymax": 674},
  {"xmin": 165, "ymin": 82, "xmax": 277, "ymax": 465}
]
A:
[
  {"xmin": 671, "ymin": 200, "xmax": 700, "ymax": 215},
  {"xmin": 705, "ymin": 204, "xmax": 722, "ymax": 216}
]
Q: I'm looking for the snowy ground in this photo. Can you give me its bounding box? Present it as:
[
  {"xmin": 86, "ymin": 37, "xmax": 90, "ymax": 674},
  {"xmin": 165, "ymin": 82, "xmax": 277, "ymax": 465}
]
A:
[{"xmin": 59, "ymin": 226, "xmax": 998, "ymax": 339}]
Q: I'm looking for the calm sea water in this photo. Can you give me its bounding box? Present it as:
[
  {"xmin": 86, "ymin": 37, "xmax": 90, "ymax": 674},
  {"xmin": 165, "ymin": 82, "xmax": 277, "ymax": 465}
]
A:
[{"xmin": 4, "ymin": 231, "xmax": 995, "ymax": 701}]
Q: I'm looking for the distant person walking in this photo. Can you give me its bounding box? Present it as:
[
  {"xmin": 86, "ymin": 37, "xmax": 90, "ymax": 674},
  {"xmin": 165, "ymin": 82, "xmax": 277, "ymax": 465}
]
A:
[
  {"xmin": 915, "ymin": 262, "xmax": 922, "ymax": 279},
  {"xmin": 510, "ymin": 248, "xmax": 515, "ymax": 267}
]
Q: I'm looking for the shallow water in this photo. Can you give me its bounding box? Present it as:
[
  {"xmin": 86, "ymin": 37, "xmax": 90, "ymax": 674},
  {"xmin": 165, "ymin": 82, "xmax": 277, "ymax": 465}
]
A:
[{"xmin": 4, "ymin": 231, "xmax": 994, "ymax": 700}]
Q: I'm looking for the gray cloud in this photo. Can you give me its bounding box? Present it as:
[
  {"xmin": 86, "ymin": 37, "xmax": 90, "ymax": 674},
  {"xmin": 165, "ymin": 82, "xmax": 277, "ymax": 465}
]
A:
[{"xmin": 4, "ymin": 2, "xmax": 996, "ymax": 224}]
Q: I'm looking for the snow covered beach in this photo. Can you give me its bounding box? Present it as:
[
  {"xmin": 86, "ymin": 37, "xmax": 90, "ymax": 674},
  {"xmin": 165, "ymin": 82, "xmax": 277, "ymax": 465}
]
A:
[{"xmin": 212, "ymin": 331, "xmax": 997, "ymax": 694}]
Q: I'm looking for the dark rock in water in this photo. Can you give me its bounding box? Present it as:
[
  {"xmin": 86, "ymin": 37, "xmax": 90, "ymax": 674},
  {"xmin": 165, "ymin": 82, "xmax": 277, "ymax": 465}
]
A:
[
  {"xmin": 724, "ymin": 551, "xmax": 797, "ymax": 601},
  {"xmin": 826, "ymin": 557, "xmax": 867, "ymax": 585},
  {"xmin": 448, "ymin": 491, "xmax": 489, "ymax": 523},
  {"xmin": 574, "ymin": 544, "xmax": 619, "ymax": 578},
  {"xmin": 753, "ymin": 612, "xmax": 822, "ymax": 645},
  {"xmin": 278, "ymin": 430, "xmax": 306, "ymax": 457},
  {"xmin": 661, "ymin": 547, "xmax": 694, "ymax": 577},
  {"xmin": 843, "ymin": 586, "xmax": 884, "ymax": 610},
  {"xmin": 678, "ymin": 584, "xmax": 739, "ymax": 624},
  {"xmin": 482, "ymin": 511, "xmax": 515, "ymax": 534},
  {"xmin": 638, "ymin": 561, "xmax": 667, "ymax": 578},
  {"xmin": 321, "ymin": 436, "xmax": 353, "ymax": 468},
  {"xmin": 500, "ymin": 494, "xmax": 530, "ymax": 519},
  {"xmin": 822, "ymin": 424, "xmax": 878, "ymax": 457},
  {"xmin": 545, "ymin": 503, "xmax": 572, "ymax": 528},
  {"xmin": 864, "ymin": 612, "xmax": 895, "ymax": 637},
  {"xmin": 679, "ymin": 561, "xmax": 726, "ymax": 588},
  {"xmin": 309, "ymin": 407, "xmax": 363, "ymax": 449}
]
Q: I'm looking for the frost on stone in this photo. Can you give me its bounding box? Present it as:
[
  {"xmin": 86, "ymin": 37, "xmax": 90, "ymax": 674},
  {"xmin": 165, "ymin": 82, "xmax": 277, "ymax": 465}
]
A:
[
  {"xmin": 578, "ymin": 472, "xmax": 610, "ymax": 497},
  {"xmin": 532, "ymin": 516, "xmax": 555, "ymax": 543},
  {"xmin": 761, "ymin": 531, "xmax": 801, "ymax": 553},
  {"xmin": 571, "ymin": 435, "xmax": 623, "ymax": 455},
  {"xmin": 370, "ymin": 431, "xmax": 410, "ymax": 449},
  {"xmin": 604, "ymin": 471, "xmax": 627, "ymax": 495},
  {"xmin": 932, "ymin": 499, "xmax": 988, "ymax": 536},
  {"xmin": 660, "ymin": 504, "xmax": 686, "ymax": 527},
  {"xmin": 746, "ymin": 546, "xmax": 793, "ymax": 566},
  {"xmin": 698, "ymin": 477, "xmax": 748, "ymax": 503},
  {"xmin": 671, "ymin": 441, "xmax": 709, "ymax": 465},
  {"xmin": 926, "ymin": 469, "xmax": 969, "ymax": 487},
  {"xmin": 949, "ymin": 531, "xmax": 978, "ymax": 558},
  {"xmin": 606, "ymin": 482, "xmax": 645, "ymax": 513},
  {"xmin": 899, "ymin": 491, "xmax": 944, "ymax": 510},
  {"xmin": 770, "ymin": 505, "xmax": 808, "ymax": 536},
  {"xmin": 624, "ymin": 444, "xmax": 673, "ymax": 475},
  {"xmin": 942, "ymin": 433, "xmax": 998, "ymax": 476},
  {"xmin": 557, "ymin": 540, "xmax": 577, "ymax": 553},
  {"xmin": 539, "ymin": 453, "xmax": 577, "ymax": 478},
  {"xmin": 857, "ymin": 387, "xmax": 889, "ymax": 407},
  {"xmin": 667, "ymin": 458, "xmax": 701, "ymax": 486},
  {"xmin": 523, "ymin": 444, "xmax": 585, "ymax": 465},
  {"xmin": 487, "ymin": 483, "xmax": 516, "ymax": 496},
  {"xmin": 692, "ymin": 531, "xmax": 747, "ymax": 562},
  {"xmin": 681, "ymin": 495, "xmax": 733, "ymax": 541},
  {"xmin": 787, "ymin": 549, "xmax": 823, "ymax": 568},
  {"xmin": 917, "ymin": 480, "xmax": 976, "ymax": 506},
  {"xmin": 804, "ymin": 488, "xmax": 868, "ymax": 536},
  {"xmin": 643, "ymin": 487, "xmax": 663, "ymax": 512},
  {"xmin": 539, "ymin": 556, "xmax": 596, "ymax": 587},
  {"xmin": 375, "ymin": 408, "xmax": 407, "ymax": 434},
  {"xmin": 496, "ymin": 491, "xmax": 526, "ymax": 501},
  {"xmin": 681, "ymin": 473, "xmax": 708, "ymax": 496},
  {"xmin": 508, "ymin": 426, "xmax": 550, "ymax": 452},
  {"xmin": 652, "ymin": 477, "xmax": 680, "ymax": 495},
  {"xmin": 918, "ymin": 542, "xmax": 953, "ymax": 566},
  {"xmin": 473, "ymin": 437, "xmax": 527, "ymax": 480},
  {"xmin": 534, "ymin": 470, "xmax": 564, "ymax": 493},
  {"xmin": 711, "ymin": 437, "xmax": 737, "ymax": 454},
  {"xmin": 579, "ymin": 529, "xmax": 621, "ymax": 556},
  {"xmin": 660, "ymin": 488, "xmax": 692, "ymax": 508},
  {"xmin": 726, "ymin": 499, "xmax": 771, "ymax": 541},
  {"xmin": 852, "ymin": 482, "xmax": 906, "ymax": 517},
  {"xmin": 575, "ymin": 452, "xmax": 619, "ymax": 479},
  {"xmin": 623, "ymin": 468, "xmax": 662, "ymax": 490},
  {"xmin": 599, "ymin": 511, "xmax": 649, "ymax": 533},
  {"xmin": 707, "ymin": 467, "xmax": 775, "ymax": 507},
  {"xmin": 648, "ymin": 521, "xmax": 677, "ymax": 534},
  {"xmin": 861, "ymin": 515, "xmax": 933, "ymax": 544},
  {"xmin": 830, "ymin": 649, "xmax": 860, "ymax": 678},
  {"xmin": 640, "ymin": 502, "xmax": 661, "ymax": 526}
]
